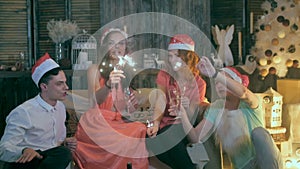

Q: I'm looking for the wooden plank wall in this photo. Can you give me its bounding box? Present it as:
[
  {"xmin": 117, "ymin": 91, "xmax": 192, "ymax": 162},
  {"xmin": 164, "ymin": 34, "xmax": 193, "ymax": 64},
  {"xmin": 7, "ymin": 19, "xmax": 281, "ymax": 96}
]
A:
[
  {"xmin": 0, "ymin": 0, "xmax": 28, "ymax": 66},
  {"xmin": 71, "ymin": 0, "xmax": 100, "ymax": 33},
  {"xmin": 35, "ymin": 0, "xmax": 66, "ymax": 59}
]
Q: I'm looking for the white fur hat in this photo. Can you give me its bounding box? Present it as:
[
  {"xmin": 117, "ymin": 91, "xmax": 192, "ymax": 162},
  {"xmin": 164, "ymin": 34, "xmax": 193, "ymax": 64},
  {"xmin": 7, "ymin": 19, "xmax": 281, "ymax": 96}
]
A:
[
  {"xmin": 168, "ymin": 34, "xmax": 195, "ymax": 52},
  {"xmin": 31, "ymin": 53, "xmax": 60, "ymax": 87}
]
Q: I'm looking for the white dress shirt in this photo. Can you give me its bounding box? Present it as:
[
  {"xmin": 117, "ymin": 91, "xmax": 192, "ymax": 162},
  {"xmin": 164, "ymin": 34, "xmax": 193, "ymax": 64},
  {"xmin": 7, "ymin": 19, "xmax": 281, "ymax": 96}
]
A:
[{"xmin": 0, "ymin": 94, "xmax": 66, "ymax": 162}]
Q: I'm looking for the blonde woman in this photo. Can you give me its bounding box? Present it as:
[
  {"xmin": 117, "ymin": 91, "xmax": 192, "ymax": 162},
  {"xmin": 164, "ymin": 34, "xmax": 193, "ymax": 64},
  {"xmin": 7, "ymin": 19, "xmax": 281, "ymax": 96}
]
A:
[{"xmin": 180, "ymin": 56, "xmax": 282, "ymax": 169}]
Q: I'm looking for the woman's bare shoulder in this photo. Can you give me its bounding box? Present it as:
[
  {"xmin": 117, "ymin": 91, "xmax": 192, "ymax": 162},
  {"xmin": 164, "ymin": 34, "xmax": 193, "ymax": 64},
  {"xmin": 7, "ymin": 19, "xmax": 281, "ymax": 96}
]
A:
[{"xmin": 87, "ymin": 64, "xmax": 99, "ymax": 73}]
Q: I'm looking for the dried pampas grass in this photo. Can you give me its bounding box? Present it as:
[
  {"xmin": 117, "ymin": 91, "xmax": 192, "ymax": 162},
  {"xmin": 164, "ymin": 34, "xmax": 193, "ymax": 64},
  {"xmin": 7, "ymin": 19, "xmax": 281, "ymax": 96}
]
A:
[{"xmin": 47, "ymin": 19, "xmax": 80, "ymax": 44}]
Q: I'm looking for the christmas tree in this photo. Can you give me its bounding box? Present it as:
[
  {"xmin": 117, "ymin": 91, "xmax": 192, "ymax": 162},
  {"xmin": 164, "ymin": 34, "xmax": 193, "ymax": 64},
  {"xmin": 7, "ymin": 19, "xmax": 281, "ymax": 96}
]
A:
[{"xmin": 251, "ymin": 0, "xmax": 300, "ymax": 77}]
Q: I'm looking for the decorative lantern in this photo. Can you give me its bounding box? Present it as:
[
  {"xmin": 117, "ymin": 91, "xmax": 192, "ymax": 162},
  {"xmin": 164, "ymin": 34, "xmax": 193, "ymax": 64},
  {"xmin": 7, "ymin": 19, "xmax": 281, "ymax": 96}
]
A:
[
  {"xmin": 71, "ymin": 31, "xmax": 97, "ymax": 70},
  {"xmin": 262, "ymin": 88, "xmax": 283, "ymax": 127},
  {"xmin": 256, "ymin": 88, "xmax": 286, "ymax": 142}
]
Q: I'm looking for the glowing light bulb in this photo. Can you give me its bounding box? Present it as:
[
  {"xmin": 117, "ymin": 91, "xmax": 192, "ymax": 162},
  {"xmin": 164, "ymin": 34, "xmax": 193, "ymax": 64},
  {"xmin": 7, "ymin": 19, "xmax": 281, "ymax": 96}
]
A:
[
  {"xmin": 278, "ymin": 31, "xmax": 286, "ymax": 38},
  {"xmin": 273, "ymin": 56, "xmax": 282, "ymax": 64},
  {"xmin": 259, "ymin": 58, "xmax": 267, "ymax": 66},
  {"xmin": 260, "ymin": 69, "xmax": 268, "ymax": 77},
  {"xmin": 286, "ymin": 59, "xmax": 293, "ymax": 67}
]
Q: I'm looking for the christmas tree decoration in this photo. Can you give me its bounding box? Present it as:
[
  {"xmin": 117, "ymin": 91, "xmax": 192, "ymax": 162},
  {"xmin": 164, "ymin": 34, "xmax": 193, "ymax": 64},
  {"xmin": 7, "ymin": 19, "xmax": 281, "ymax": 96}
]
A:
[
  {"xmin": 287, "ymin": 44, "xmax": 296, "ymax": 53},
  {"xmin": 290, "ymin": 23, "xmax": 298, "ymax": 31},
  {"xmin": 265, "ymin": 24, "xmax": 272, "ymax": 31},
  {"xmin": 277, "ymin": 15, "xmax": 285, "ymax": 23},
  {"xmin": 271, "ymin": 38, "xmax": 279, "ymax": 45},
  {"xmin": 294, "ymin": 0, "xmax": 300, "ymax": 4},
  {"xmin": 256, "ymin": 88, "xmax": 286, "ymax": 142},
  {"xmin": 265, "ymin": 49, "xmax": 273, "ymax": 57},
  {"xmin": 211, "ymin": 25, "xmax": 235, "ymax": 66},
  {"xmin": 259, "ymin": 57, "xmax": 268, "ymax": 66},
  {"xmin": 260, "ymin": 68, "xmax": 269, "ymax": 77},
  {"xmin": 286, "ymin": 59, "xmax": 293, "ymax": 67},
  {"xmin": 282, "ymin": 19, "xmax": 290, "ymax": 26},
  {"xmin": 251, "ymin": 0, "xmax": 300, "ymax": 77},
  {"xmin": 277, "ymin": 31, "xmax": 286, "ymax": 38},
  {"xmin": 267, "ymin": 59, "xmax": 273, "ymax": 65},
  {"xmin": 262, "ymin": 88, "xmax": 283, "ymax": 128},
  {"xmin": 260, "ymin": 24, "xmax": 265, "ymax": 30},
  {"xmin": 273, "ymin": 55, "xmax": 282, "ymax": 63}
]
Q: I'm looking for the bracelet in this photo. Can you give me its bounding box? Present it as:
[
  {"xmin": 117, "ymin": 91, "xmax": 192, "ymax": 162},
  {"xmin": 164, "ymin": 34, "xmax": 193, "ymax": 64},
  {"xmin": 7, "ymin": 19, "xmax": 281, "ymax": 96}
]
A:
[
  {"xmin": 212, "ymin": 70, "xmax": 219, "ymax": 78},
  {"xmin": 105, "ymin": 80, "xmax": 111, "ymax": 89}
]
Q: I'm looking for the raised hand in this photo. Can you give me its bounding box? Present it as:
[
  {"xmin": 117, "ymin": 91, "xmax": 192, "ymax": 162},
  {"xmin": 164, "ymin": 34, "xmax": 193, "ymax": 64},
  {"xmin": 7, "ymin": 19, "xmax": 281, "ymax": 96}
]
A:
[
  {"xmin": 65, "ymin": 137, "xmax": 77, "ymax": 152},
  {"xmin": 146, "ymin": 121, "xmax": 160, "ymax": 138},
  {"xmin": 108, "ymin": 69, "xmax": 126, "ymax": 85},
  {"xmin": 180, "ymin": 96, "xmax": 190, "ymax": 109},
  {"xmin": 168, "ymin": 104, "xmax": 180, "ymax": 117},
  {"xmin": 197, "ymin": 56, "xmax": 216, "ymax": 78}
]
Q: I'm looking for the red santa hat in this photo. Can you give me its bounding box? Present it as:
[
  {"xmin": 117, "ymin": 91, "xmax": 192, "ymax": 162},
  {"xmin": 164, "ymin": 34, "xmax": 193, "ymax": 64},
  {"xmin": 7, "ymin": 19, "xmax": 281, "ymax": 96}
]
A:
[
  {"xmin": 168, "ymin": 34, "xmax": 195, "ymax": 52},
  {"xmin": 31, "ymin": 53, "xmax": 60, "ymax": 87},
  {"xmin": 221, "ymin": 67, "xmax": 249, "ymax": 87}
]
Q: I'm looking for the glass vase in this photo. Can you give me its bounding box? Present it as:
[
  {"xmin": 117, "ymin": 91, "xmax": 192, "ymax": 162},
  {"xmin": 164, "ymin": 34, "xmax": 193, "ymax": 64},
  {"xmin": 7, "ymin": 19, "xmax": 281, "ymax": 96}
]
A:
[{"xmin": 55, "ymin": 43, "xmax": 65, "ymax": 63}]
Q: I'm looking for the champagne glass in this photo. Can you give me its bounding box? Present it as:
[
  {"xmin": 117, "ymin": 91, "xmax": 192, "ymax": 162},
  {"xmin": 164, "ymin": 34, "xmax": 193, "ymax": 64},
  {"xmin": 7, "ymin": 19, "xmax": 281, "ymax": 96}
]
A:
[
  {"xmin": 123, "ymin": 87, "xmax": 132, "ymax": 119},
  {"xmin": 169, "ymin": 83, "xmax": 187, "ymax": 119},
  {"xmin": 168, "ymin": 86, "xmax": 181, "ymax": 119},
  {"xmin": 177, "ymin": 84, "xmax": 187, "ymax": 119},
  {"xmin": 111, "ymin": 65, "xmax": 123, "ymax": 120}
]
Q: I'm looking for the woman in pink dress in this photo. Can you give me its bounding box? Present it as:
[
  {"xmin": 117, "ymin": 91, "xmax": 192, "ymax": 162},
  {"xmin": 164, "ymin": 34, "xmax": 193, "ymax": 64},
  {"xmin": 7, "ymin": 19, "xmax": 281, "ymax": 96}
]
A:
[{"xmin": 73, "ymin": 28, "xmax": 149, "ymax": 169}]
